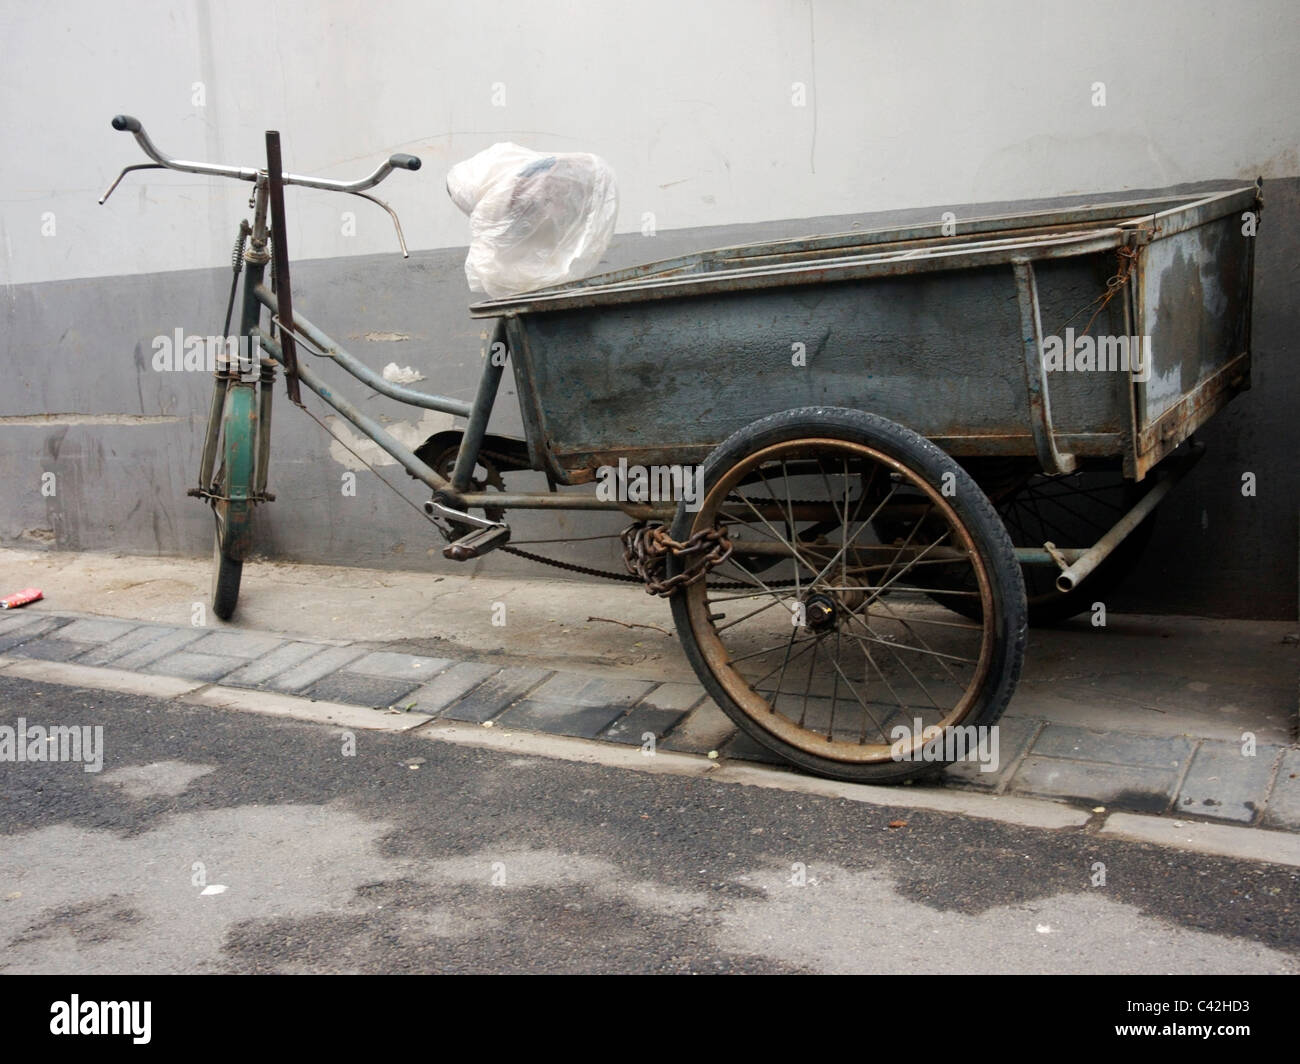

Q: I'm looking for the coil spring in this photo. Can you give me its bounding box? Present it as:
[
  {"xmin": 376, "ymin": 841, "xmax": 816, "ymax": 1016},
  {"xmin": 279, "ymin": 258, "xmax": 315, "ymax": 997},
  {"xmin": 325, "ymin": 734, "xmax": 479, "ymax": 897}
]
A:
[{"xmin": 231, "ymin": 220, "xmax": 249, "ymax": 272}]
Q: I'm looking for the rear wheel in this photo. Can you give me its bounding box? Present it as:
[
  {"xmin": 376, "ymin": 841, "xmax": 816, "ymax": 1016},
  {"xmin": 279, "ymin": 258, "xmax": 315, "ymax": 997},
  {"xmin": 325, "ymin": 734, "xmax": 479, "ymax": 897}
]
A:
[{"xmin": 669, "ymin": 407, "xmax": 1026, "ymax": 783}]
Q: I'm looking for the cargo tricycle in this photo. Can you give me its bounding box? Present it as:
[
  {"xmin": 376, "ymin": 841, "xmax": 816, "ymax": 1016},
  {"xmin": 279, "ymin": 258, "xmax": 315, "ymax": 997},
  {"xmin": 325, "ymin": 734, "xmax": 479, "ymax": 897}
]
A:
[{"xmin": 102, "ymin": 116, "xmax": 1260, "ymax": 782}]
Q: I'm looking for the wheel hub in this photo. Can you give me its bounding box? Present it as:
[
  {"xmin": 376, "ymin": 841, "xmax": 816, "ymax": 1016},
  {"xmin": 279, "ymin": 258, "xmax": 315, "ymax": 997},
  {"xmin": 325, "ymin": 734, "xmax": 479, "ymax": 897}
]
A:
[{"xmin": 803, "ymin": 592, "xmax": 838, "ymax": 631}]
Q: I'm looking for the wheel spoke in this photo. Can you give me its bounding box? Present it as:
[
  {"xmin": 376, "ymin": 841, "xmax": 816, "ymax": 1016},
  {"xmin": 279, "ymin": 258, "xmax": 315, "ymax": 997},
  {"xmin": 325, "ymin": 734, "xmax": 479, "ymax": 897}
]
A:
[
  {"xmin": 823, "ymin": 644, "xmax": 889, "ymax": 741},
  {"xmin": 855, "ymin": 595, "xmax": 973, "ymax": 688},
  {"xmin": 860, "ymin": 530, "xmax": 952, "ymax": 610},
  {"xmin": 751, "ymin": 627, "xmax": 806, "ymax": 702},
  {"xmin": 798, "ymin": 635, "xmax": 820, "ymax": 729},
  {"xmin": 730, "ymin": 486, "xmax": 822, "ymax": 580},
  {"xmin": 715, "ymin": 594, "xmax": 788, "ymax": 633},
  {"xmin": 727, "ymin": 631, "xmax": 823, "ymax": 667},
  {"xmin": 841, "ymin": 611, "xmax": 978, "ymax": 665},
  {"xmin": 807, "ymin": 481, "xmax": 900, "ymax": 589}
]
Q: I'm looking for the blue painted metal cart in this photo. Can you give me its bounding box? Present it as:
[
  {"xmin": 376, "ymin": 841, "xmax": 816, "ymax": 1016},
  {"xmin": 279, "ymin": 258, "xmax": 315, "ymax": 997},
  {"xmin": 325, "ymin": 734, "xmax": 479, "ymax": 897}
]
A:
[{"xmin": 104, "ymin": 116, "xmax": 1259, "ymax": 782}]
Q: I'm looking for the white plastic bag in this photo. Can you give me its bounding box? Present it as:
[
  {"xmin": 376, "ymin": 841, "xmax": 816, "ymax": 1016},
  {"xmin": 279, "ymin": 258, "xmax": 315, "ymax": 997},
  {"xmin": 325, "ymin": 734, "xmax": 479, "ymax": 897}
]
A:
[{"xmin": 447, "ymin": 142, "xmax": 618, "ymax": 299}]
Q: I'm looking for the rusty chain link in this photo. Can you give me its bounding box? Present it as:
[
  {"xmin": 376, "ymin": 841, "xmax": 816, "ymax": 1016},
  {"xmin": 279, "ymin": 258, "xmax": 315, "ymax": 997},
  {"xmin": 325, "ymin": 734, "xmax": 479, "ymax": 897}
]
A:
[{"xmin": 620, "ymin": 521, "xmax": 734, "ymax": 597}]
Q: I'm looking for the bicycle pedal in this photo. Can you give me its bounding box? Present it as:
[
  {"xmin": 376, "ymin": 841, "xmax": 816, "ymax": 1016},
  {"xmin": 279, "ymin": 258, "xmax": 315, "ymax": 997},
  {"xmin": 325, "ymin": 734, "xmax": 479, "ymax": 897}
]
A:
[{"xmin": 443, "ymin": 523, "xmax": 511, "ymax": 561}]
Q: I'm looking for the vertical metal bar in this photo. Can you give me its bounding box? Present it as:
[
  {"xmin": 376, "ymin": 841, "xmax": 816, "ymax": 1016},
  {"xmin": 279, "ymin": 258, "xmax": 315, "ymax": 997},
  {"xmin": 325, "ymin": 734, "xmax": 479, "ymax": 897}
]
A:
[
  {"xmin": 1130, "ymin": 237, "xmax": 1158, "ymax": 479},
  {"xmin": 1013, "ymin": 260, "xmax": 1077, "ymax": 476},
  {"xmin": 1244, "ymin": 179, "xmax": 1260, "ymax": 370},
  {"xmin": 1120, "ymin": 240, "xmax": 1140, "ymax": 480},
  {"xmin": 451, "ymin": 318, "xmax": 508, "ymax": 492},
  {"xmin": 264, "ymin": 131, "xmax": 302, "ymax": 405}
]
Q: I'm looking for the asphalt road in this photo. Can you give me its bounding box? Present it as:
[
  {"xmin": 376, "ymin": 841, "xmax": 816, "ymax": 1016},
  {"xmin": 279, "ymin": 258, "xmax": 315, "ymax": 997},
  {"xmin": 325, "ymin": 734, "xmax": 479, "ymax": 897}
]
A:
[{"xmin": 0, "ymin": 675, "xmax": 1296, "ymax": 974}]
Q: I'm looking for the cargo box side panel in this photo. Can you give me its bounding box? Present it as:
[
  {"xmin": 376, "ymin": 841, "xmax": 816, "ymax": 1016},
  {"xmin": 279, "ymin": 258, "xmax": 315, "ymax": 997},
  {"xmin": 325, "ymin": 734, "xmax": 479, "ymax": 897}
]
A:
[
  {"xmin": 515, "ymin": 264, "xmax": 1123, "ymax": 481},
  {"xmin": 1134, "ymin": 214, "xmax": 1252, "ymax": 472}
]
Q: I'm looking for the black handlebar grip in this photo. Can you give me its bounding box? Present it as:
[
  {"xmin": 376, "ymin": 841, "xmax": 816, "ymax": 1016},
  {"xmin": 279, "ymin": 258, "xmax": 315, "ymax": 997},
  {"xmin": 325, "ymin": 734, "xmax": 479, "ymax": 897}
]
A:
[
  {"xmin": 111, "ymin": 114, "xmax": 142, "ymax": 133},
  {"xmin": 389, "ymin": 153, "xmax": 422, "ymax": 171}
]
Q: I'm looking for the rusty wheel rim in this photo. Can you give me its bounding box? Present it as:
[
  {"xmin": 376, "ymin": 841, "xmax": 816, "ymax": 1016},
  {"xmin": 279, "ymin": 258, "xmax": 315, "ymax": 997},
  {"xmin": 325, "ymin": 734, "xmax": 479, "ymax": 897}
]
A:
[{"xmin": 683, "ymin": 438, "xmax": 996, "ymax": 763}]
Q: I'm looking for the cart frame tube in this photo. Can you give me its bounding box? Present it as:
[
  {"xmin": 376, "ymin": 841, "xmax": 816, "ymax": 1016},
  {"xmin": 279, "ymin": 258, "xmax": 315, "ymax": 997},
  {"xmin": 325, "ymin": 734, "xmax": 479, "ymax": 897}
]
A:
[
  {"xmin": 250, "ymin": 326, "xmax": 453, "ymax": 495},
  {"xmin": 252, "ymin": 286, "xmax": 471, "ymax": 419},
  {"xmin": 1054, "ymin": 443, "xmax": 1204, "ymax": 591},
  {"xmin": 451, "ymin": 318, "xmax": 508, "ymax": 492}
]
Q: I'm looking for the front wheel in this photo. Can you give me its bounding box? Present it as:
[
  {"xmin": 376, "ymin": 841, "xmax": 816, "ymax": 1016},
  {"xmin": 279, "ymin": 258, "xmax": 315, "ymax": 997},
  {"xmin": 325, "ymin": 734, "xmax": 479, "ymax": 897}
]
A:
[
  {"xmin": 669, "ymin": 407, "xmax": 1027, "ymax": 784},
  {"xmin": 211, "ymin": 536, "xmax": 243, "ymax": 621},
  {"xmin": 209, "ymin": 382, "xmax": 257, "ymax": 620}
]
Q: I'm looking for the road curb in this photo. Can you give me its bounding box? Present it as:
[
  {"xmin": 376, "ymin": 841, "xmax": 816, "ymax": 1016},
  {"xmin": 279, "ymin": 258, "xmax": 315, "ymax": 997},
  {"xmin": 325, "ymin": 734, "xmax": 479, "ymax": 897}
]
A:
[
  {"xmin": 9, "ymin": 652, "xmax": 1300, "ymax": 866},
  {"xmin": 0, "ymin": 656, "xmax": 205, "ymax": 700},
  {"xmin": 1099, "ymin": 811, "xmax": 1300, "ymax": 868}
]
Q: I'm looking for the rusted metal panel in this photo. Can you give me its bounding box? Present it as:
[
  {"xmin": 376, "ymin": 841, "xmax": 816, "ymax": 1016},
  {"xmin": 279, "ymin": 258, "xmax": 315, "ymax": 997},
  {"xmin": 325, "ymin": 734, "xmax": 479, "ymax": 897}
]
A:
[
  {"xmin": 500, "ymin": 189, "xmax": 1243, "ymax": 301},
  {"xmin": 1126, "ymin": 186, "xmax": 1260, "ymax": 243},
  {"xmin": 502, "ymin": 255, "xmax": 1130, "ymax": 482},
  {"xmin": 480, "ymin": 185, "xmax": 1257, "ymax": 484},
  {"xmin": 1132, "ymin": 208, "xmax": 1255, "ymax": 476},
  {"xmin": 519, "ymin": 433, "xmax": 1126, "ymax": 476},
  {"xmin": 1134, "ymin": 352, "xmax": 1250, "ymax": 479}
]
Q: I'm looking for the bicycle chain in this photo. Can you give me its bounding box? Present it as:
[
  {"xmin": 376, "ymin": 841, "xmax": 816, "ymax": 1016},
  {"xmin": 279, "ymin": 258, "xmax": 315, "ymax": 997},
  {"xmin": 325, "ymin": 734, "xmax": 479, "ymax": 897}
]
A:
[
  {"xmin": 503, "ymin": 502, "xmax": 851, "ymax": 595},
  {"xmin": 500, "ymin": 543, "xmax": 646, "ymax": 584},
  {"xmin": 502, "ymin": 541, "xmax": 811, "ymax": 592}
]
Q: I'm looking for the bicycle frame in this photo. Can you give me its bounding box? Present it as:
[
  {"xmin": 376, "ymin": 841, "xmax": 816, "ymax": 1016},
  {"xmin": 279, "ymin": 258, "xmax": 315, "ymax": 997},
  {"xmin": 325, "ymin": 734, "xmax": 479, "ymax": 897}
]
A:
[{"xmin": 206, "ymin": 129, "xmax": 665, "ymax": 550}]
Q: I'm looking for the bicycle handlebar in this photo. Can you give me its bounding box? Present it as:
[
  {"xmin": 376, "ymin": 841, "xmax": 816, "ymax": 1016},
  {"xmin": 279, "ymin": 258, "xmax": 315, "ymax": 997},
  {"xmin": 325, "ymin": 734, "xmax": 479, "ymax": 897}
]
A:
[
  {"xmin": 101, "ymin": 115, "xmax": 423, "ymax": 255},
  {"xmin": 103, "ymin": 114, "xmax": 422, "ymax": 195}
]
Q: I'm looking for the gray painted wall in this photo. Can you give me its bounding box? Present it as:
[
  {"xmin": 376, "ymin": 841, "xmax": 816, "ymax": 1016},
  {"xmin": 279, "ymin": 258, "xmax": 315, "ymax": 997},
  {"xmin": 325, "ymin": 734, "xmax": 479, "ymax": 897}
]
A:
[{"xmin": 3, "ymin": 181, "xmax": 1298, "ymax": 619}]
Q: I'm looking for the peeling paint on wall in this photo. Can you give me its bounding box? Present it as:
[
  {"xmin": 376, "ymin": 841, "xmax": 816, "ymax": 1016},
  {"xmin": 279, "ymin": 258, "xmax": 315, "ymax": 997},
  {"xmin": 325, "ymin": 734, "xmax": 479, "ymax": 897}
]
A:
[{"xmin": 324, "ymin": 408, "xmax": 454, "ymax": 471}]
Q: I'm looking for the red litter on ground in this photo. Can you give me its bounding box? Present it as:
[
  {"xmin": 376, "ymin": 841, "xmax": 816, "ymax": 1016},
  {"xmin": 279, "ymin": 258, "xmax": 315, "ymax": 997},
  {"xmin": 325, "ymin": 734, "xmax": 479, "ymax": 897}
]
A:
[{"xmin": 0, "ymin": 588, "xmax": 43, "ymax": 609}]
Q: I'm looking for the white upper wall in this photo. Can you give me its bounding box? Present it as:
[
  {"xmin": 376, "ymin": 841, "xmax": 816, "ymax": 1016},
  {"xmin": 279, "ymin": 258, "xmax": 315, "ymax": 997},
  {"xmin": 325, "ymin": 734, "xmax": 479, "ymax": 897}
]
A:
[{"xmin": 2, "ymin": 0, "xmax": 1297, "ymax": 286}]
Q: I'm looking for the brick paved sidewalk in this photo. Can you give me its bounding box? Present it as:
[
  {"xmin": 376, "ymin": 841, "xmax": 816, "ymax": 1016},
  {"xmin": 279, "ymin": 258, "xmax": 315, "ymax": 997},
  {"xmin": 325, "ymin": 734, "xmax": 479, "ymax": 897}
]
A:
[{"xmin": 2, "ymin": 607, "xmax": 1297, "ymax": 833}]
